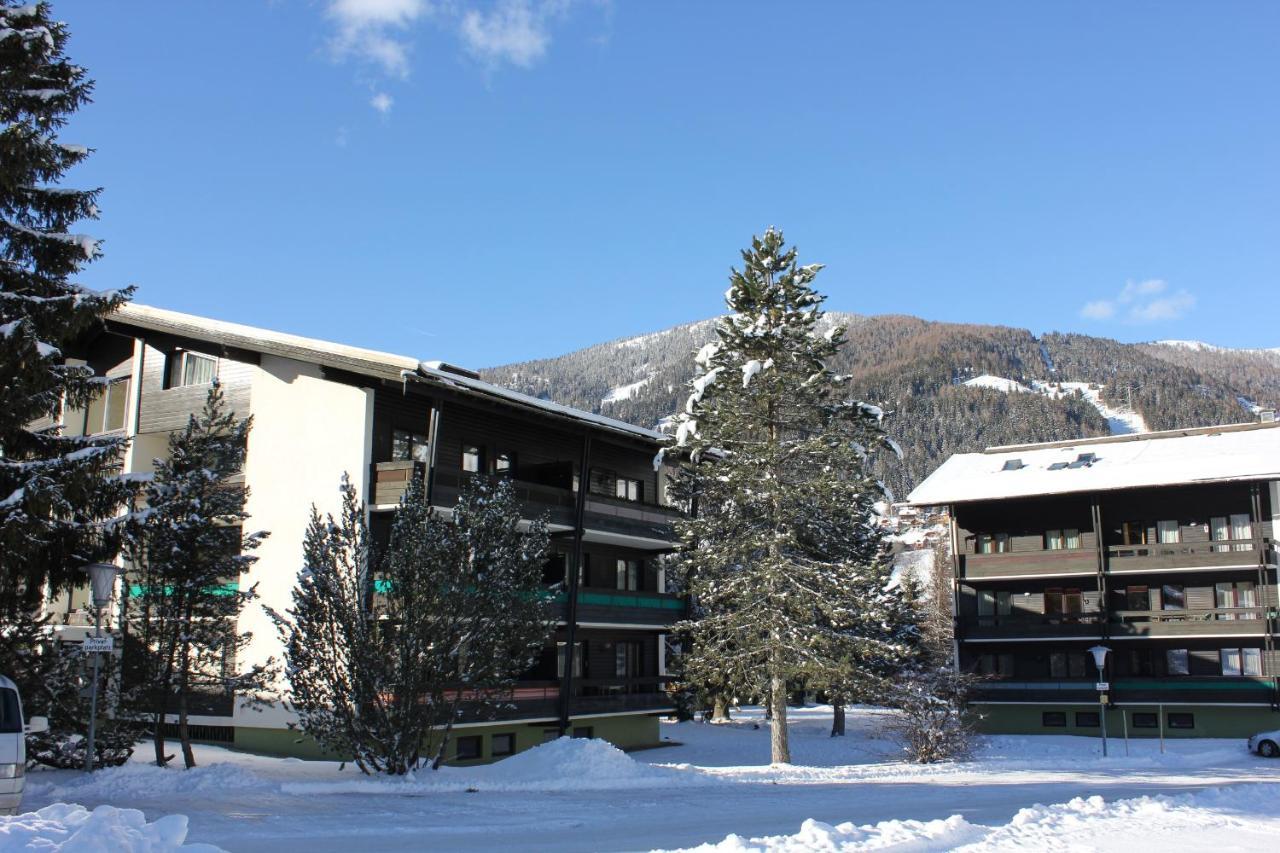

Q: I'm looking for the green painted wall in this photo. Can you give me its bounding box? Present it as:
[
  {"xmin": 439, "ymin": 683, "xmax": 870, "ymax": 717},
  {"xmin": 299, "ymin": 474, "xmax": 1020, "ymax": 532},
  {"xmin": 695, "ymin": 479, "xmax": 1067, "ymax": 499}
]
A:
[
  {"xmin": 233, "ymin": 713, "xmax": 661, "ymax": 764},
  {"xmin": 975, "ymin": 703, "xmax": 1280, "ymax": 739}
]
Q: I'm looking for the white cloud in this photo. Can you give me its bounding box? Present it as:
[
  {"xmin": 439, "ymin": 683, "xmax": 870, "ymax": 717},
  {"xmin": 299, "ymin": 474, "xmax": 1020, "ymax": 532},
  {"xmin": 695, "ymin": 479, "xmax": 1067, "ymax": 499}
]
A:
[
  {"xmin": 1079, "ymin": 279, "xmax": 1196, "ymax": 324},
  {"xmin": 1080, "ymin": 300, "xmax": 1115, "ymax": 320},
  {"xmin": 325, "ymin": 0, "xmax": 432, "ymax": 79},
  {"xmin": 460, "ymin": 0, "xmax": 567, "ymax": 68},
  {"xmin": 370, "ymin": 92, "xmax": 394, "ymax": 113}
]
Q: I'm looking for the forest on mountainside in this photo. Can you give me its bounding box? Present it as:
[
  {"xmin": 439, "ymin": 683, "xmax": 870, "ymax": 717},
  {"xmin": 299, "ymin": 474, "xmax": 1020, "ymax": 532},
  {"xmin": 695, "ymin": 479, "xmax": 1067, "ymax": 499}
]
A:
[{"xmin": 481, "ymin": 314, "xmax": 1276, "ymax": 496}]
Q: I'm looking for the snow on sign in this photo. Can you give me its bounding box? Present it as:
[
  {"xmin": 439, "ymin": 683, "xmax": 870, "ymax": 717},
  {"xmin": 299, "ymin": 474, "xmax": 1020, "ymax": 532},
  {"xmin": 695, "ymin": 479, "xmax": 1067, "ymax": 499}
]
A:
[{"xmin": 83, "ymin": 635, "xmax": 114, "ymax": 653}]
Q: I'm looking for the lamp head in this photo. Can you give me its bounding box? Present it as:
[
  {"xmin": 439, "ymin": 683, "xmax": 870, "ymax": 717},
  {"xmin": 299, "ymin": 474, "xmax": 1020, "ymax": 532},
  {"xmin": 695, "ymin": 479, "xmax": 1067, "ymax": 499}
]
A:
[
  {"xmin": 1087, "ymin": 644, "xmax": 1111, "ymax": 671},
  {"xmin": 82, "ymin": 562, "xmax": 120, "ymax": 609}
]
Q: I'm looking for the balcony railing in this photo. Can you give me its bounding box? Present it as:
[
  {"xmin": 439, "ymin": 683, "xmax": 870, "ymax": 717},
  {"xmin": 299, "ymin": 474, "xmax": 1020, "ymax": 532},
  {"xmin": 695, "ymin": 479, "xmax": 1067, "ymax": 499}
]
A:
[
  {"xmin": 1106, "ymin": 539, "xmax": 1261, "ymax": 573},
  {"xmin": 972, "ymin": 677, "xmax": 1277, "ymax": 705},
  {"xmin": 963, "ymin": 613, "xmax": 1104, "ymax": 641},
  {"xmin": 1109, "ymin": 607, "xmax": 1272, "ymax": 638},
  {"xmin": 964, "ymin": 549, "xmax": 1098, "ymax": 580}
]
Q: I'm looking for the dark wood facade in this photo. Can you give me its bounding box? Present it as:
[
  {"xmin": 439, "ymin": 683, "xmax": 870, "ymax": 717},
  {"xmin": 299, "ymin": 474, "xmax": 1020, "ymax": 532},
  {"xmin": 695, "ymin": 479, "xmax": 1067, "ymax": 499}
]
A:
[{"xmin": 950, "ymin": 480, "xmax": 1280, "ymax": 715}]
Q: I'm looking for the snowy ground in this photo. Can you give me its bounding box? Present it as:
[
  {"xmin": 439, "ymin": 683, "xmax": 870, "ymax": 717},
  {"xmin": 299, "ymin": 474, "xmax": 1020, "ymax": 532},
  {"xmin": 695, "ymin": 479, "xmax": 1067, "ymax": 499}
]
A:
[{"xmin": 8, "ymin": 706, "xmax": 1280, "ymax": 851}]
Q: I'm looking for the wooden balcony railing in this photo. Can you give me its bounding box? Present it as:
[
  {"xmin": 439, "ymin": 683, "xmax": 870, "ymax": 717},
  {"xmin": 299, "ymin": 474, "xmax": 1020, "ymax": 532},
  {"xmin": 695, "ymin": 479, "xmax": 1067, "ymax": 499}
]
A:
[
  {"xmin": 1109, "ymin": 607, "xmax": 1272, "ymax": 637},
  {"xmin": 1106, "ymin": 539, "xmax": 1261, "ymax": 573},
  {"xmin": 963, "ymin": 549, "xmax": 1098, "ymax": 579},
  {"xmin": 963, "ymin": 613, "xmax": 1104, "ymax": 641}
]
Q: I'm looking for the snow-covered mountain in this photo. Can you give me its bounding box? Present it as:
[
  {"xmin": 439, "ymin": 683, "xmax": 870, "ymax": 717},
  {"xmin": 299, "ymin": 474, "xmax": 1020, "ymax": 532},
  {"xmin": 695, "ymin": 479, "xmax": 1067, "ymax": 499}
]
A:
[{"xmin": 482, "ymin": 315, "xmax": 1277, "ymax": 495}]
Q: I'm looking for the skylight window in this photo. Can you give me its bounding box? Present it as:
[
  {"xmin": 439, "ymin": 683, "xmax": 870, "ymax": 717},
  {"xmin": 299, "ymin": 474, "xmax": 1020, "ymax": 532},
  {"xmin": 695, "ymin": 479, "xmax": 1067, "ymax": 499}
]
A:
[
  {"xmin": 1048, "ymin": 462, "xmax": 1069, "ymax": 471},
  {"xmin": 1002, "ymin": 459, "xmax": 1024, "ymax": 471}
]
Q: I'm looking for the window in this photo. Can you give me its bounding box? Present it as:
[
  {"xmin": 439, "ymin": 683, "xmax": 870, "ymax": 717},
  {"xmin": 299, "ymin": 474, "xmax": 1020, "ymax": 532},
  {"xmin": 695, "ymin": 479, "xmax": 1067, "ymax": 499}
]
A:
[
  {"xmin": 1042, "ymin": 711, "xmax": 1066, "ymax": 727},
  {"xmin": 615, "ymin": 641, "xmax": 640, "ymax": 678},
  {"xmin": 976, "ymin": 533, "xmax": 1010, "ymax": 554},
  {"xmin": 1166, "ymin": 649, "xmax": 1190, "ymax": 676},
  {"xmin": 493, "ymin": 451, "xmax": 514, "ymax": 476},
  {"xmin": 615, "ymin": 476, "xmax": 642, "ymax": 502},
  {"xmin": 1045, "ymin": 529, "xmax": 1081, "ymax": 550},
  {"xmin": 977, "ymin": 653, "xmax": 1014, "ymax": 678},
  {"xmin": 462, "ymin": 445, "xmax": 483, "ymax": 473},
  {"xmin": 1157, "ymin": 520, "xmax": 1180, "ymax": 544},
  {"xmin": 1221, "ymin": 648, "xmax": 1262, "ymax": 677},
  {"xmin": 571, "ymin": 726, "xmax": 594, "ymax": 739},
  {"xmin": 1045, "ymin": 588, "xmax": 1082, "ymax": 618},
  {"xmin": 0, "ymin": 688, "xmax": 20, "ymax": 734},
  {"xmin": 541, "ymin": 729, "xmax": 559, "ymax": 743},
  {"xmin": 391, "ymin": 429, "xmax": 430, "ymax": 463},
  {"xmin": 1215, "ymin": 581, "xmax": 1256, "ymax": 620},
  {"xmin": 1125, "ymin": 648, "xmax": 1158, "ymax": 676},
  {"xmin": 588, "ymin": 468, "xmax": 616, "ymax": 496},
  {"xmin": 616, "ymin": 559, "xmax": 640, "ymax": 591},
  {"xmin": 1161, "ymin": 585, "xmax": 1185, "ymax": 611},
  {"xmin": 491, "ymin": 733, "xmax": 516, "ymax": 757},
  {"xmin": 168, "ymin": 350, "xmax": 216, "ymax": 388},
  {"xmin": 1230, "ymin": 514, "xmax": 1252, "ymax": 551},
  {"xmin": 556, "ymin": 641, "xmax": 583, "ymax": 679},
  {"xmin": 1212, "ymin": 513, "xmax": 1253, "ymax": 552},
  {"xmin": 1131, "ymin": 712, "xmax": 1158, "ymax": 729},
  {"xmin": 1167, "ymin": 712, "xmax": 1195, "ymax": 730},
  {"xmin": 454, "ymin": 735, "xmax": 482, "ymax": 760},
  {"xmin": 1049, "ymin": 652, "xmax": 1086, "ymax": 679},
  {"xmin": 79, "ymin": 376, "xmax": 131, "ymax": 435},
  {"xmin": 1126, "ymin": 586, "xmax": 1150, "ymax": 611},
  {"xmin": 1075, "ymin": 711, "xmax": 1100, "ymax": 728},
  {"xmin": 1122, "ymin": 521, "xmax": 1146, "ymax": 546}
]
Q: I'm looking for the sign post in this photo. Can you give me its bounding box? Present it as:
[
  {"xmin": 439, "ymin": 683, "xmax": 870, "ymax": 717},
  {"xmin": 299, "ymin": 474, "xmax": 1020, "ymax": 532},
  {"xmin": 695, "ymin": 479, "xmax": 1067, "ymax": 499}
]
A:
[{"xmin": 1088, "ymin": 646, "xmax": 1112, "ymax": 758}]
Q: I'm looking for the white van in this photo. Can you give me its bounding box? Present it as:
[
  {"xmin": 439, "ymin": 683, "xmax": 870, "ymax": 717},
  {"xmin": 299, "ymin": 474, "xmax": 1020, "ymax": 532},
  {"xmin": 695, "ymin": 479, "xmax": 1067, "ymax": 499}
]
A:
[{"xmin": 1, "ymin": 675, "xmax": 48, "ymax": 816}]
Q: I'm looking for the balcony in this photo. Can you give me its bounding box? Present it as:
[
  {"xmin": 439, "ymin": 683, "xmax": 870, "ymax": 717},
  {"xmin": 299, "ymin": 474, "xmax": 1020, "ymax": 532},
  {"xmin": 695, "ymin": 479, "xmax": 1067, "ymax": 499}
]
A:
[
  {"xmin": 962, "ymin": 614, "xmax": 1104, "ymax": 642},
  {"xmin": 373, "ymin": 464, "xmax": 679, "ymax": 546},
  {"xmin": 469, "ymin": 677, "xmax": 677, "ymax": 721},
  {"xmin": 971, "ymin": 677, "xmax": 1277, "ymax": 705},
  {"xmin": 568, "ymin": 589, "xmax": 684, "ymax": 627},
  {"xmin": 1109, "ymin": 607, "xmax": 1272, "ymax": 638},
  {"xmin": 1106, "ymin": 540, "xmax": 1261, "ymax": 574},
  {"xmin": 963, "ymin": 549, "xmax": 1098, "ymax": 580}
]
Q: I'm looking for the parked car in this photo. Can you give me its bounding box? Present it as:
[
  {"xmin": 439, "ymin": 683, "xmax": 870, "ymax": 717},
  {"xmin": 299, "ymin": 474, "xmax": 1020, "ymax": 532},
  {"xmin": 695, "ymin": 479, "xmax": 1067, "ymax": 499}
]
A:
[
  {"xmin": 1, "ymin": 675, "xmax": 49, "ymax": 816},
  {"xmin": 1247, "ymin": 729, "xmax": 1280, "ymax": 758}
]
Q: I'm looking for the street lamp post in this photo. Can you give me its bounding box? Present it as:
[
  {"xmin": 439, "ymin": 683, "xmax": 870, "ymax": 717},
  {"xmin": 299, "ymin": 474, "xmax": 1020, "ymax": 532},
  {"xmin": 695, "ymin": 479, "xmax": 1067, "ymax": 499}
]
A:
[
  {"xmin": 1088, "ymin": 644, "xmax": 1111, "ymax": 758},
  {"xmin": 82, "ymin": 562, "xmax": 119, "ymax": 773}
]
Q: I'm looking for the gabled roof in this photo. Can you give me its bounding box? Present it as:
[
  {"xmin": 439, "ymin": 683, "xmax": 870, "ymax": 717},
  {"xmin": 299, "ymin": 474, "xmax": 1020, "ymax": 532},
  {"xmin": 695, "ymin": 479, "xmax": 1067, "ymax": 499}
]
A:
[
  {"xmin": 108, "ymin": 304, "xmax": 664, "ymax": 444},
  {"xmin": 907, "ymin": 421, "xmax": 1280, "ymax": 506}
]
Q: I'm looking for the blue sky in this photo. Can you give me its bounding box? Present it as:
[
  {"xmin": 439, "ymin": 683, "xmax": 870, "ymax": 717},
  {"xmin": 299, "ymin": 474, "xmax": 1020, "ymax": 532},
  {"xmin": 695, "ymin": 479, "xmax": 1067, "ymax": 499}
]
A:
[{"xmin": 61, "ymin": 1, "xmax": 1279, "ymax": 365}]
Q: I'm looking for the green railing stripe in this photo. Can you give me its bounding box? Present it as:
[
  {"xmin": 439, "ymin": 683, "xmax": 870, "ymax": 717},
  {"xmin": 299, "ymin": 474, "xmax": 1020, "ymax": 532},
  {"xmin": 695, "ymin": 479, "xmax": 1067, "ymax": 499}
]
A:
[
  {"xmin": 1113, "ymin": 680, "xmax": 1273, "ymax": 692},
  {"xmin": 128, "ymin": 582, "xmax": 239, "ymax": 598}
]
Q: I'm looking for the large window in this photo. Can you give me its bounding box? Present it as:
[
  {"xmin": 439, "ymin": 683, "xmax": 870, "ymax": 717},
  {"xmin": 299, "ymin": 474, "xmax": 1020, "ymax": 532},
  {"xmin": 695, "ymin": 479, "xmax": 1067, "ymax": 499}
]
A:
[
  {"xmin": 80, "ymin": 376, "xmax": 131, "ymax": 434},
  {"xmin": 556, "ymin": 641, "xmax": 583, "ymax": 679},
  {"xmin": 1166, "ymin": 648, "xmax": 1190, "ymax": 676},
  {"xmin": 1126, "ymin": 586, "xmax": 1150, "ymax": 611},
  {"xmin": 615, "ymin": 476, "xmax": 642, "ymax": 502},
  {"xmin": 1044, "ymin": 529, "xmax": 1080, "ymax": 550},
  {"xmin": 1121, "ymin": 521, "xmax": 1146, "ymax": 546},
  {"xmin": 168, "ymin": 350, "xmax": 217, "ymax": 388},
  {"xmin": 977, "ymin": 653, "xmax": 1014, "ymax": 677},
  {"xmin": 1211, "ymin": 514, "xmax": 1253, "ymax": 552},
  {"xmin": 391, "ymin": 429, "xmax": 430, "ymax": 462},
  {"xmin": 1215, "ymin": 581, "xmax": 1257, "ymax": 620},
  {"xmin": 616, "ymin": 559, "xmax": 640, "ymax": 591},
  {"xmin": 1045, "ymin": 588, "xmax": 1083, "ymax": 619},
  {"xmin": 1220, "ymin": 648, "xmax": 1262, "ymax": 677},
  {"xmin": 1156, "ymin": 520, "xmax": 1180, "ymax": 544},
  {"xmin": 615, "ymin": 641, "xmax": 641, "ymax": 678},
  {"xmin": 976, "ymin": 533, "xmax": 1010, "ymax": 554},
  {"xmin": 1161, "ymin": 585, "xmax": 1185, "ymax": 611},
  {"xmin": 1049, "ymin": 651, "xmax": 1086, "ymax": 679}
]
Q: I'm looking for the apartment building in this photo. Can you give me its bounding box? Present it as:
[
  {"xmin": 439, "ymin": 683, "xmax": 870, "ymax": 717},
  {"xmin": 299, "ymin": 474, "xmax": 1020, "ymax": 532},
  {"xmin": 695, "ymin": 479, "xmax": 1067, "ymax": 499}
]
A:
[
  {"xmin": 908, "ymin": 422, "xmax": 1280, "ymax": 738},
  {"xmin": 49, "ymin": 303, "xmax": 683, "ymax": 761}
]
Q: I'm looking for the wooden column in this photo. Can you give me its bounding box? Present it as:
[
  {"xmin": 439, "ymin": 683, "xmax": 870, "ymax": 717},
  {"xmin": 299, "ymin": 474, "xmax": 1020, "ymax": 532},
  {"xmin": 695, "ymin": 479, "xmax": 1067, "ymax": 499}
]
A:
[{"xmin": 557, "ymin": 433, "xmax": 592, "ymax": 736}]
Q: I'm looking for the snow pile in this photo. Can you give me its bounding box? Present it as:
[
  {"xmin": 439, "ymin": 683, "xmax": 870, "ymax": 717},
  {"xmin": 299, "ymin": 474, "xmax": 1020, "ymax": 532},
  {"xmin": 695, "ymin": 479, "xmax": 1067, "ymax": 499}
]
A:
[
  {"xmin": 0, "ymin": 803, "xmax": 223, "ymax": 852},
  {"xmin": 455, "ymin": 736, "xmax": 698, "ymax": 791},
  {"xmin": 28, "ymin": 760, "xmax": 274, "ymax": 802},
  {"xmin": 666, "ymin": 784, "xmax": 1280, "ymax": 851}
]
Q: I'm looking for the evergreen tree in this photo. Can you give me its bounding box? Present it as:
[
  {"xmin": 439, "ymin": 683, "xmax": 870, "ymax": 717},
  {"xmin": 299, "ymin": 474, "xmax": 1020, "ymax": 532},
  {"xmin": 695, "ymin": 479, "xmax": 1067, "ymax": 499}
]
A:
[
  {"xmin": 272, "ymin": 475, "xmax": 556, "ymax": 775},
  {"xmin": 668, "ymin": 228, "xmax": 917, "ymax": 763},
  {"xmin": 0, "ymin": 0, "xmax": 133, "ymax": 613},
  {"xmin": 123, "ymin": 383, "xmax": 273, "ymax": 769}
]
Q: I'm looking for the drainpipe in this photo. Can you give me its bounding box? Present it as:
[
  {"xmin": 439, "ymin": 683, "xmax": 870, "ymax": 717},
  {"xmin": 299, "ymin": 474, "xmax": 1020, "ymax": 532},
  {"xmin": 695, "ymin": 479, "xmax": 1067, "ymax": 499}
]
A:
[
  {"xmin": 425, "ymin": 405, "xmax": 442, "ymax": 507},
  {"xmin": 557, "ymin": 433, "xmax": 592, "ymax": 736}
]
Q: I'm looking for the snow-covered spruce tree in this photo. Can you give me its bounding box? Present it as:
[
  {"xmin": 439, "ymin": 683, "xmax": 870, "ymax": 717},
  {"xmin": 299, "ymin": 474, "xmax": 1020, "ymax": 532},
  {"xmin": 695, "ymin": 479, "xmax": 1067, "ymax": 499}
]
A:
[
  {"xmin": 123, "ymin": 382, "xmax": 273, "ymax": 769},
  {"xmin": 272, "ymin": 475, "xmax": 555, "ymax": 775},
  {"xmin": 667, "ymin": 228, "xmax": 917, "ymax": 764},
  {"xmin": 1, "ymin": 0, "xmax": 133, "ymax": 615}
]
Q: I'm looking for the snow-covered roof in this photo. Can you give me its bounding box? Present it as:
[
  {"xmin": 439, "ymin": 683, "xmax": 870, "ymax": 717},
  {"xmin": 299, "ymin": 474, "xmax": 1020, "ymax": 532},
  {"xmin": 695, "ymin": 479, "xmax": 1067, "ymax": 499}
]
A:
[
  {"xmin": 907, "ymin": 421, "xmax": 1280, "ymax": 506},
  {"xmin": 109, "ymin": 304, "xmax": 663, "ymax": 444}
]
